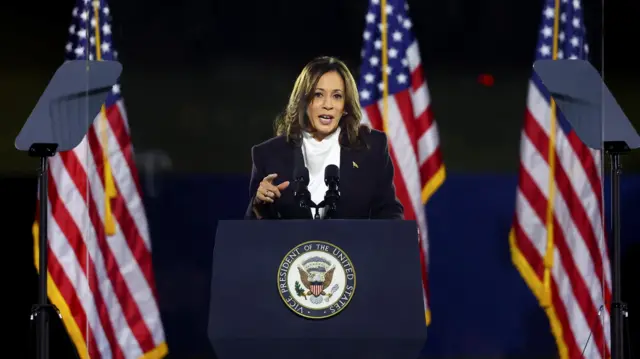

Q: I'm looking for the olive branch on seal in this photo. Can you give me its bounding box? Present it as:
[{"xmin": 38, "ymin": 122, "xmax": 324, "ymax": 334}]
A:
[{"xmin": 294, "ymin": 281, "xmax": 306, "ymax": 299}]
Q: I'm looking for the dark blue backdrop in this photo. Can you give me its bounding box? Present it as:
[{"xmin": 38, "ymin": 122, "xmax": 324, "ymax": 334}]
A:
[{"xmin": 143, "ymin": 173, "xmax": 640, "ymax": 358}]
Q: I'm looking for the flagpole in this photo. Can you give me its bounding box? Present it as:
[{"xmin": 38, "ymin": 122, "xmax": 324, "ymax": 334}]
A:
[
  {"xmin": 380, "ymin": 0, "xmax": 389, "ymax": 134},
  {"xmin": 93, "ymin": 1, "xmax": 117, "ymax": 236},
  {"xmin": 541, "ymin": 0, "xmax": 561, "ymax": 308}
]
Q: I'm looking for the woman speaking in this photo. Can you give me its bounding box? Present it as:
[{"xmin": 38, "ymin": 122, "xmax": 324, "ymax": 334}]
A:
[{"xmin": 245, "ymin": 56, "xmax": 403, "ymax": 220}]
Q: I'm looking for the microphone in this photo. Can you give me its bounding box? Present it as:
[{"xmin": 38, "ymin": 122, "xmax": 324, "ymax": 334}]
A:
[
  {"xmin": 323, "ymin": 164, "xmax": 340, "ymax": 218},
  {"xmin": 293, "ymin": 166, "xmax": 312, "ymax": 209}
]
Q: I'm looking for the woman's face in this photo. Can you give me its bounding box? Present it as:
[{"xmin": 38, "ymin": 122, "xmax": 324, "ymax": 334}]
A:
[{"xmin": 306, "ymin": 71, "xmax": 345, "ymax": 140}]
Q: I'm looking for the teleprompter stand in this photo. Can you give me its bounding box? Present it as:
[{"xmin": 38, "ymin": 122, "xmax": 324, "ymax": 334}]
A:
[
  {"xmin": 534, "ymin": 59, "xmax": 640, "ymax": 359},
  {"xmin": 15, "ymin": 59, "xmax": 122, "ymax": 359}
]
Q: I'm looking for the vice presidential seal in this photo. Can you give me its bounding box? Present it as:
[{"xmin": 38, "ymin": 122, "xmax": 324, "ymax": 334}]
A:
[{"xmin": 277, "ymin": 241, "xmax": 356, "ymax": 319}]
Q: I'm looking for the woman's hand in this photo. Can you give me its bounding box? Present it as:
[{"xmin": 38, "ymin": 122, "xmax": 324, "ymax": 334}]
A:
[{"xmin": 255, "ymin": 173, "xmax": 290, "ymax": 204}]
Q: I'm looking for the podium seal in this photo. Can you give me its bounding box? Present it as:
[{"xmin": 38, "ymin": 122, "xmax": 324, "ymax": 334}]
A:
[{"xmin": 277, "ymin": 240, "xmax": 356, "ymax": 319}]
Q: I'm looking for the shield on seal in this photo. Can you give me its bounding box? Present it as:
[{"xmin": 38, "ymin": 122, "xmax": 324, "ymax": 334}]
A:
[{"xmin": 310, "ymin": 283, "xmax": 323, "ymax": 296}]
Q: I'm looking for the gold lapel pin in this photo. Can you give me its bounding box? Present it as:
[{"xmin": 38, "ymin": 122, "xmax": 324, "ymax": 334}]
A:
[{"xmin": 352, "ymin": 161, "xmax": 358, "ymax": 169}]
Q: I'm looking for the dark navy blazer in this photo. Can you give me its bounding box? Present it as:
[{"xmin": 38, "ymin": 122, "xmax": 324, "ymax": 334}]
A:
[{"xmin": 244, "ymin": 127, "xmax": 404, "ymax": 220}]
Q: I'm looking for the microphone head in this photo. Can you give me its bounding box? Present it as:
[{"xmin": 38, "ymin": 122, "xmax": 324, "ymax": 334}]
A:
[
  {"xmin": 294, "ymin": 166, "xmax": 310, "ymax": 185},
  {"xmin": 324, "ymin": 164, "xmax": 340, "ymax": 182}
]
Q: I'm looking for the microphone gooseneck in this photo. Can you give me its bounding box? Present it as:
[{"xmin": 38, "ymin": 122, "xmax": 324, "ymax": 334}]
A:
[
  {"xmin": 323, "ymin": 164, "xmax": 340, "ymax": 218},
  {"xmin": 293, "ymin": 166, "xmax": 312, "ymax": 210}
]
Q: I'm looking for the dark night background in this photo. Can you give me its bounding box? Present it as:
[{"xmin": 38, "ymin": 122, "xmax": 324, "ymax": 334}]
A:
[{"xmin": 1, "ymin": 0, "xmax": 639, "ymax": 358}]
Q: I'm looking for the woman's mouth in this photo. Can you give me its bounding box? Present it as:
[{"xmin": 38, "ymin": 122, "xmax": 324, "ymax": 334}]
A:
[{"xmin": 318, "ymin": 115, "xmax": 334, "ymax": 125}]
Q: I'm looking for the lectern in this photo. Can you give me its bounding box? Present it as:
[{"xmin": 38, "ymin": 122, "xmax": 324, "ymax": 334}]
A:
[{"xmin": 208, "ymin": 219, "xmax": 428, "ymax": 359}]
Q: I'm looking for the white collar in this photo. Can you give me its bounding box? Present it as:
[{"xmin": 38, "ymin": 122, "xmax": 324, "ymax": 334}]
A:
[{"xmin": 302, "ymin": 127, "xmax": 341, "ymax": 150}]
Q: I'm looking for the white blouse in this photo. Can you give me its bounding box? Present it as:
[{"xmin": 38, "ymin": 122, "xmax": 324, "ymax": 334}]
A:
[{"xmin": 301, "ymin": 127, "xmax": 341, "ymax": 219}]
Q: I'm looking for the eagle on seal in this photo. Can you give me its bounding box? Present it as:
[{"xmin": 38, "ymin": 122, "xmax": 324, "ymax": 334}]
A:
[{"xmin": 297, "ymin": 264, "xmax": 335, "ymax": 300}]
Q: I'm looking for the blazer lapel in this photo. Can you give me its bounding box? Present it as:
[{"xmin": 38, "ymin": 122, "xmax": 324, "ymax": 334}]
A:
[{"xmin": 337, "ymin": 146, "xmax": 357, "ymax": 218}]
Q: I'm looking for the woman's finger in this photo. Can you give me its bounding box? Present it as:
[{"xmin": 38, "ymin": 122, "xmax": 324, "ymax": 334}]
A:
[
  {"xmin": 263, "ymin": 173, "xmax": 278, "ymax": 183},
  {"xmin": 261, "ymin": 182, "xmax": 281, "ymax": 198},
  {"xmin": 256, "ymin": 190, "xmax": 273, "ymax": 203}
]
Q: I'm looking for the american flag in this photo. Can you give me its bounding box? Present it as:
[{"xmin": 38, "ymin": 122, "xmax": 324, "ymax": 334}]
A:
[
  {"xmin": 358, "ymin": 0, "xmax": 445, "ymax": 325},
  {"xmin": 32, "ymin": 0, "xmax": 168, "ymax": 358},
  {"xmin": 509, "ymin": 0, "xmax": 611, "ymax": 358}
]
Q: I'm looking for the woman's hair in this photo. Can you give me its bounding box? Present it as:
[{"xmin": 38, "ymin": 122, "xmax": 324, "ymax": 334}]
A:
[{"xmin": 274, "ymin": 56, "xmax": 369, "ymax": 149}]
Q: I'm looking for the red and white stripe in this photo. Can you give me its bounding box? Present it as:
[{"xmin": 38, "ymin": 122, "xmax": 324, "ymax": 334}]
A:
[
  {"xmin": 361, "ymin": 40, "xmax": 445, "ymax": 324},
  {"xmin": 34, "ymin": 99, "xmax": 168, "ymax": 359},
  {"xmin": 510, "ymin": 79, "xmax": 612, "ymax": 359}
]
